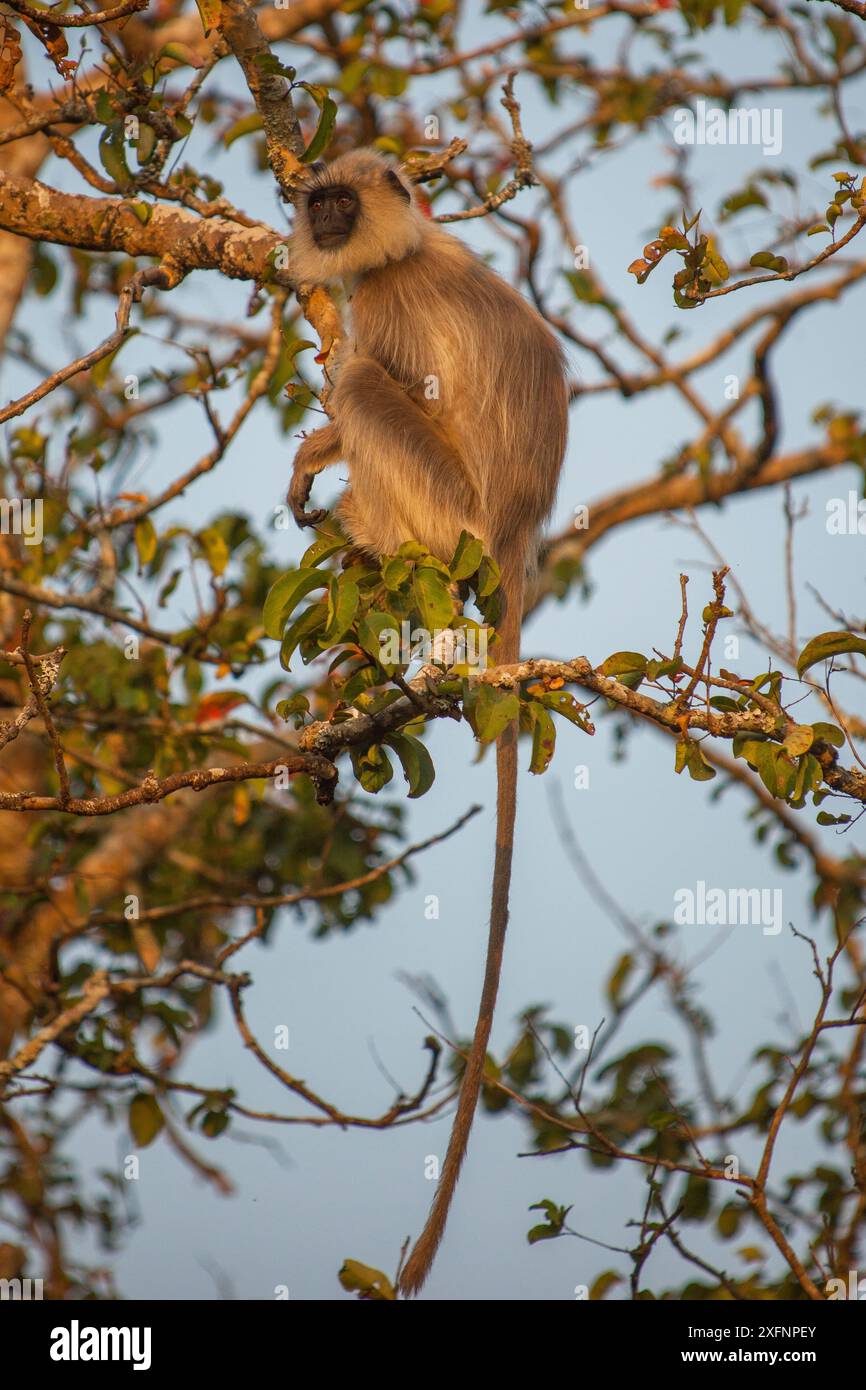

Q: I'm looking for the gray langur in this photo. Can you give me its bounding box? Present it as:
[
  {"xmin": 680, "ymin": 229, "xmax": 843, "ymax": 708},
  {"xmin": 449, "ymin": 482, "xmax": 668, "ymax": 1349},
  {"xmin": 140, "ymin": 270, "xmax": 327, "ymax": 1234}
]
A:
[{"xmin": 287, "ymin": 148, "xmax": 569, "ymax": 1296}]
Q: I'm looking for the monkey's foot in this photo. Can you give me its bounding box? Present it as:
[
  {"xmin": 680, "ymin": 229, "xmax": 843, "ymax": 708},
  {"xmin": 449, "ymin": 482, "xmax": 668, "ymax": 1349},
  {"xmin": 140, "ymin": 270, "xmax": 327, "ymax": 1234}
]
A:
[{"xmin": 341, "ymin": 545, "xmax": 375, "ymax": 568}]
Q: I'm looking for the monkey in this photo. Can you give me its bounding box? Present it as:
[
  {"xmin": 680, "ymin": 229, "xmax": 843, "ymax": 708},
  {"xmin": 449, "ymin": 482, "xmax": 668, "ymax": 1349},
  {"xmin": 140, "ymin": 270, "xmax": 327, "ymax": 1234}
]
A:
[{"xmin": 287, "ymin": 148, "xmax": 568, "ymax": 1296}]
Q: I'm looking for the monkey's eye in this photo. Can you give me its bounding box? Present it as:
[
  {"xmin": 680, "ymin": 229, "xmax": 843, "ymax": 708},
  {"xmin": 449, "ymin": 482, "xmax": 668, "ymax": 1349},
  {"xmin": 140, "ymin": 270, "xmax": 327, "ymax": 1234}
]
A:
[
  {"xmin": 310, "ymin": 199, "xmax": 322, "ymax": 212},
  {"xmin": 337, "ymin": 196, "xmax": 352, "ymax": 209}
]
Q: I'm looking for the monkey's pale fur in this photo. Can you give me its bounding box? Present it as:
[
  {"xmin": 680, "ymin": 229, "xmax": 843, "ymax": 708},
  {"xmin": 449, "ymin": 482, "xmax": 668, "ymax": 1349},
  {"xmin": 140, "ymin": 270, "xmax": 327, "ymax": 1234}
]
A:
[
  {"xmin": 288, "ymin": 149, "xmax": 569, "ymax": 1297},
  {"xmin": 289, "ymin": 149, "xmax": 567, "ymax": 565}
]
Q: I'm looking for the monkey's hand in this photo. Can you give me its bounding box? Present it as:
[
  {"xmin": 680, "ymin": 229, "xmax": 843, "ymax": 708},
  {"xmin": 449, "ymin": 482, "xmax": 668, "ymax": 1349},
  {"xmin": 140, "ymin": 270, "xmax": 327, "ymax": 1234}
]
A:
[
  {"xmin": 288, "ymin": 467, "xmax": 327, "ymax": 528},
  {"xmin": 288, "ymin": 424, "xmax": 341, "ymax": 529}
]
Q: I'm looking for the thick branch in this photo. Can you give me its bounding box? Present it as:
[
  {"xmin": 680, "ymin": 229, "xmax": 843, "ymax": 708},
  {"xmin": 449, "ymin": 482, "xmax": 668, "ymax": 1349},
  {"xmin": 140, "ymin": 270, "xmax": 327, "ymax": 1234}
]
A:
[
  {"xmin": 219, "ymin": 0, "xmax": 305, "ymax": 196},
  {"xmin": 0, "ymin": 167, "xmax": 290, "ymax": 282},
  {"xmin": 537, "ymin": 442, "xmax": 853, "ymax": 590}
]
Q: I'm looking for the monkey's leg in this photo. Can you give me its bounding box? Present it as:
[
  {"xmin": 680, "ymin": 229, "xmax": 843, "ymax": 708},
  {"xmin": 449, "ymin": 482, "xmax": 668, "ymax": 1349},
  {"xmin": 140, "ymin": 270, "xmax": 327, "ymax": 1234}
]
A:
[
  {"xmin": 331, "ymin": 357, "xmax": 482, "ymax": 558},
  {"xmin": 288, "ymin": 422, "xmax": 343, "ymax": 528}
]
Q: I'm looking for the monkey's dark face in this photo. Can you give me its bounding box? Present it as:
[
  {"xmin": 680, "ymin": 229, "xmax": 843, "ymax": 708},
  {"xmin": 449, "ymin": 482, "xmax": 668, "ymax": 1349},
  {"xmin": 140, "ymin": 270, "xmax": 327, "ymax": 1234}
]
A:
[{"xmin": 307, "ymin": 185, "xmax": 359, "ymax": 249}]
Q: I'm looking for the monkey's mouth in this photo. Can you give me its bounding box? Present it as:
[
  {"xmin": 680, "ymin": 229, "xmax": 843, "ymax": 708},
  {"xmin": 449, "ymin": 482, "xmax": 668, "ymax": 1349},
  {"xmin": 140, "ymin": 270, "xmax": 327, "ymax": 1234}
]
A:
[{"xmin": 313, "ymin": 231, "xmax": 350, "ymax": 248}]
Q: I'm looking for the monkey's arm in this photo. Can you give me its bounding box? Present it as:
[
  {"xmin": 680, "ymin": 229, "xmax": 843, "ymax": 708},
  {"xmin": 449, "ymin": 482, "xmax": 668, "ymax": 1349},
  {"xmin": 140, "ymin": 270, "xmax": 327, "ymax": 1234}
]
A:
[
  {"xmin": 289, "ymin": 422, "xmax": 343, "ymax": 527},
  {"xmin": 328, "ymin": 357, "xmax": 481, "ymax": 555}
]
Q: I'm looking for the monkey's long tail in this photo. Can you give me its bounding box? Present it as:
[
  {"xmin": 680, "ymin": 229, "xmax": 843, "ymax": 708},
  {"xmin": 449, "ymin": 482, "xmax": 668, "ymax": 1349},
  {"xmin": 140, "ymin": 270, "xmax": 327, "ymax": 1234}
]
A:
[{"xmin": 398, "ymin": 561, "xmax": 522, "ymax": 1298}]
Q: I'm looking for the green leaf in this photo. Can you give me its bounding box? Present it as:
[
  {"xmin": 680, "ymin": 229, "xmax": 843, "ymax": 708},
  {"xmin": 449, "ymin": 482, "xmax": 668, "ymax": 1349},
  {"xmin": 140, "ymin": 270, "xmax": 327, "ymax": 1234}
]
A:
[
  {"xmin": 527, "ymin": 1199, "xmax": 571, "ymax": 1243},
  {"xmin": 717, "ymin": 1204, "xmax": 743, "ymax": 1239},
  {"xmin": 299, "ymin": 87, "xmax": 338, "ymax": 164},
  {"xmin": 263, "ymin": 569, "xmax": 327, "ymax": 639},
  {"xmin": 134, "ymin": 518, "xmax": 157, "ymax": 567},
  {"xmin": 600, "ymin": 651, "xmax": 647, "ymax": 689},
  {"xmin": 98, "ymin": 126, "xmax": 131, "ymax": 189},
  {"xmin": 194, "ymin": 0, "xmax": 223, "ymax": 35},
  {"xmin": 91, "ymin": 346, "xmax": 121, "ymax": 389},
  {"xmin": 413, "ymin": 566, "xmax": 455, "ymax": 632},
  {"xmin": 125, "ymin": 199, "xmax": 152, "ymax": 224},
  {"xmin": 357, "ymin": 611, "xmax": 400, "ymax": 673},
  {"xmin": 275, "ymin": 693, "xmax": 309, "ymax": 726},
  {"xmin": 342, "ymin": 665, "xmax": 382, "ymax": 704},
  {"xmin": 198, "ymin": 525, "xmax": 229, "ymax": 577},
  {"xmin": 381, "ymin": 555, "xmax": 413, "ymax": 591},
  {"xmin": 749, "ymin": 250, "xmax": 789, "ymax": 274},
  {"xmin": 590, "ymin": 1270, "xmax": 623, "ymax": 1301},
  {"xmin": 702, "ymin": 236, "xmax": 729, "ymax": 284},
  {"xmin": 386, "ymin": 732, "xmax": 435, "ymax": 798},
  {"xmin": 448, "ymin": 616, "xmax": 489, "ymax": 675},
  {"xmin": 418, "ymin": 553, "xmax": 452, "ymax": 578},
  {"xmin": 747, "ymin": 669, "xmax": 784, "ymax": 701},
  {"xmin": 527, "ymin": 1222, "xmax": 563, "ymax": 1245},
  {"xmin": 529, "ymin": 704, "xmax": 556, "ymax": 774},
  {"xmin": 675, "ymin": 738, "xmax": 716, "ymax": 782},
  {"xmin": 338, "ymin": 1259, "xmax": 396, "ymax": 1301},
  {"xmin": 129, "ymin": 1092, "xmax": 164, "ymax": 1147},
  {"xmin": 223, "ymin": 112, "xmax": 264, "ymax": 148},
  {"xmin": 280, "ymin": 601, "xmax": 327, "ymax": 669},
  {"xmin": 607, "ymin": 951, "xmax": 634, "ymax": 1006},
  {"xmin": 368, "ymin": 64, "xmax": 408, "ymax": 97},
  {"xmin": 299, "ymin": 531, "xmax": 345, "ymax": 568},
  {"xmin": 158, "ymin": 568, "xmax": 182, "ymax": 607},
  {"xmin": 773, "ymin": 753, "xmax": 797, "ymax": 801},
  {"xmin": 476, "ymin": 554, "xmax": 501, "ymax": 598},
  {"xmin": 687, "ymin": 744, "xmax": 716, "ymax": 782},
  {"xmin": 252, "ymin": 54, "xmax": 296, "ymax": 80},
  {"xmin": 201, "ymin": 1110, "xmax": 229, "ymax": 1138},
  {"xmin": 790, "ymin": 753, "xmax": 822, "ymax": 807},
  {"xmin": 533, "ymin": 688, "xmax": 592, "ymax": 731},
  {"xmin": 474, "ymin": 685, "xmax": 520, "ymax": 743},
  {"xmin": 646, "ymin": 657, "xmax": 683, "ymax": 681},
  {"xmin": 720, "ymin": 185, "xmax": 767, "ymax": 218},
  {"xmin": 136, "ymin": 123, "xmax": 157, "ymax": 165},
  {"xmin": 338, "ymin": 59, "xmax": 370, "ymax": 96},
  {"xmin": 736, "ymin": 739, "xmax": 798, "ymax": 800},
  {"xmin": 322, "ymin": 575, "xmax": 360, "ymax": 643},
  {"xmin": 349, "ymin": 743, "xmax": 393, "ymax": 793},
  {"xmin": 95, "ymin": 91, "xmax": 115, "ymax": 125},
  {"xmin": 31, "ymin": 246, "xmax": 58, "ymax": 297},
  {"xmin": 734, "ymin": 735, "xmax": 769, "ymax": 766},
  {"xmin": 810, "ymin": 721, "xmax": 845, "ymax": 748},
  {"xmin": 449, "ymin": 530, "xmax": 484, "ymax": 581},
  {"xmin": 564, "ymin": 269, "xmax": 611, "ymax": 305},
  {"xmin": 782, "ymin": 724, "xmax": 814, "ymax": 758},
  {"xmin": 796, "ymin": 630, "xmax": 866, "ymax": 676}
]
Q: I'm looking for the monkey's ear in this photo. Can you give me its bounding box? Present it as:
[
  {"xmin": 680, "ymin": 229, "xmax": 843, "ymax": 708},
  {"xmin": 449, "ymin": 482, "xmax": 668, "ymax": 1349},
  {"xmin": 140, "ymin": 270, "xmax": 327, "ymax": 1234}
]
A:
[{"xmin": 385, "ymin": 168, "xmax": 411, "ymax": 203}]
